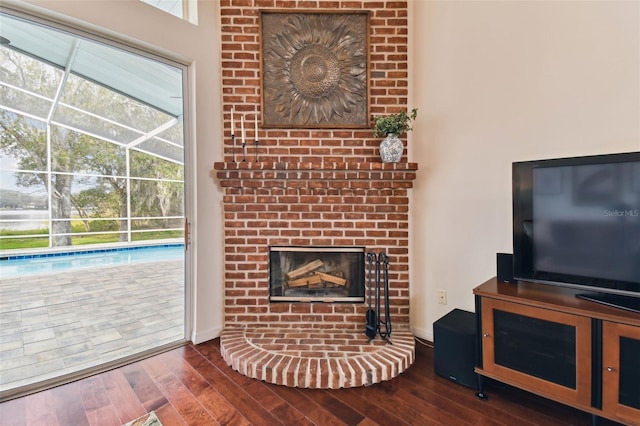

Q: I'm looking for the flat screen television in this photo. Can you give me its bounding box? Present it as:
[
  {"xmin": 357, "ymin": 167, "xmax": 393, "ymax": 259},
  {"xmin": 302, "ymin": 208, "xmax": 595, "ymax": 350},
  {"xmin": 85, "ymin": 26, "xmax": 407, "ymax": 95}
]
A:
[{"xmin": 512, "ymin": 151, "xmax": 640, "ymax": 313}]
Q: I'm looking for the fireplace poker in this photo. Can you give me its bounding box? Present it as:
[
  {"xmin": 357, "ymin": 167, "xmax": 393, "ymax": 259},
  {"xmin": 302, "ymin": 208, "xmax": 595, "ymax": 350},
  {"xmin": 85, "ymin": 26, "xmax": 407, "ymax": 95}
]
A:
[
  {"xmin": 372, "ymin": 252, "xmax": 392, "ymax": 344},
  {"xmin": 365, "ymin": 252, "xmax": 377, "ymax": 341},
  {"xmin": 379, "ymin": 252, "xmax": 392, "ymax": 342}
]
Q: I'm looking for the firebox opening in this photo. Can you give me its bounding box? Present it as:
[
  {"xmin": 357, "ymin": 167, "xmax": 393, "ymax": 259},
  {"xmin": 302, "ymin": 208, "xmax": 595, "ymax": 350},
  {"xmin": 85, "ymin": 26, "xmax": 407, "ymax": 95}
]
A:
[{"xmin": 269, "ymin": 246, "xmax": 366, "ymax": 302}]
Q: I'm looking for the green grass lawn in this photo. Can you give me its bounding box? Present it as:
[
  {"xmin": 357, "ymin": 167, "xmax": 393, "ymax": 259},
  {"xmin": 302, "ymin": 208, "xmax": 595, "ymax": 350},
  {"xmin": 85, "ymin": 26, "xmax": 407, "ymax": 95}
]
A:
[{"xmin": 0, "ymin": 228, "xmax": 183, "ymax": 250}]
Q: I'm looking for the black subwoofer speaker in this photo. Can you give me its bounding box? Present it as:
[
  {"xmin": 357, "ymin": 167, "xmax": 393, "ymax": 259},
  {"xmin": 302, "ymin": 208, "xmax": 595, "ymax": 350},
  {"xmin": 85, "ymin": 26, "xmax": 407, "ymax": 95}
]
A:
[
  {"xmin": 433, "ymin": 308, "xmax": 477, "ymax": 389},
  {"xmin": 497, "ymin": 252, "xmax": 515, "ymax": 283}
]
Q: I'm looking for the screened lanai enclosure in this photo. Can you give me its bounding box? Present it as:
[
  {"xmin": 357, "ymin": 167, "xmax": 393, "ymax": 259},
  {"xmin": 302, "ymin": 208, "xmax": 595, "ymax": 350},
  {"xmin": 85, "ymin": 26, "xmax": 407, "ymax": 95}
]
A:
[
  {"xmin": 0, "ymin": 12, "xmax": 186, "ymax": 249},
  {"xmin": 0, "ymin": 10, "xmax": 188, "ymax": 399}
]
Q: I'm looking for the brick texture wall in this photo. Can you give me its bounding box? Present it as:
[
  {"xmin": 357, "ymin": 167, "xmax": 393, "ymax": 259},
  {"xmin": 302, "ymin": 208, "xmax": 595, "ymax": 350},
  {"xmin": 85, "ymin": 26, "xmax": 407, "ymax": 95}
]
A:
[
  {"xmin": 216, "ymin": 0, "xmax": 414, "ymax": 332},
  {"xmin": 220, "ymin": 0, "xmax": 409, "ymax": 163}
]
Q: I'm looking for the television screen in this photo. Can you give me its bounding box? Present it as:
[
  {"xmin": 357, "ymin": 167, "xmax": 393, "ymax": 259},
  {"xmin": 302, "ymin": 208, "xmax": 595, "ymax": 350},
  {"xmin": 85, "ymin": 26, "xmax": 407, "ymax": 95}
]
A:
[{"xmin": 513, "ymin": 152, "xmax": 640, "ymax": 299}]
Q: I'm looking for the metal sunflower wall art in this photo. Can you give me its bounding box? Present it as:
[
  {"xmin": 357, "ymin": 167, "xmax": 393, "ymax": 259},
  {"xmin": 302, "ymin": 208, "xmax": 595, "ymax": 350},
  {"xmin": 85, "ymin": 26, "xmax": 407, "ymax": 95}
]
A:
[{"xmin": 260, "ymin": 11, "xmax": 370, "ymax": 128}]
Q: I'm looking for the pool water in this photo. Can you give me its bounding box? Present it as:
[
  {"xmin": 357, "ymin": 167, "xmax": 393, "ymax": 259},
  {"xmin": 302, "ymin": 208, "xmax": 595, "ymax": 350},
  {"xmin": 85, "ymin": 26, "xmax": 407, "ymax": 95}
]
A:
[{"xmin": 0, "ymin": 244, "xmax": 184, "ymax": 279}]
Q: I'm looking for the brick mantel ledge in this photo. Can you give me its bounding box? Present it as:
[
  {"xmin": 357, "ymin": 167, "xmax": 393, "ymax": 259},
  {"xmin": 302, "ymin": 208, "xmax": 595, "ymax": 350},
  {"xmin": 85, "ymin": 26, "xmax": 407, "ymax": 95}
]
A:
[
  {"xmin": 214, "ymin": 161, "xmax": 418, "ymax": 171},
  {"xmin": 214, "ymin": 161, "xmax": 418, "ymax": 188}
]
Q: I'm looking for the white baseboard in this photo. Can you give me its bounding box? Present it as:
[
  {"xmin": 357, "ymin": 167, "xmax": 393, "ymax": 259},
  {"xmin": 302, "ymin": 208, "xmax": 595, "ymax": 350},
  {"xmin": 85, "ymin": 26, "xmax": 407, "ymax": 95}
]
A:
[
  {"xmin": 191, "ymin": 325, "xmax": 223, "ymax": 344},
  {"xmin": 411, "ymin": 326, "xmax": 433, "ymax": 342}
]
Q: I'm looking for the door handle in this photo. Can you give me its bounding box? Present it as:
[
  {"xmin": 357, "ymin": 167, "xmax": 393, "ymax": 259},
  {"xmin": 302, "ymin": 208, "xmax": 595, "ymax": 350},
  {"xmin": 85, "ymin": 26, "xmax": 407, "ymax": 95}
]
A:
[{"xmin": 184, "ymin": 218, "xmax": 190, "ymax": 249}]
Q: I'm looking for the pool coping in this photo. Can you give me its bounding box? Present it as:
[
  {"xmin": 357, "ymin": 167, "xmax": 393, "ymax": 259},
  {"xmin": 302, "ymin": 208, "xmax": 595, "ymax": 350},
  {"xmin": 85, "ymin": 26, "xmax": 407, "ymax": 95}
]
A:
[{"xmin": 0, "ymin": 239, "xmax": 184, "ymax": 261}]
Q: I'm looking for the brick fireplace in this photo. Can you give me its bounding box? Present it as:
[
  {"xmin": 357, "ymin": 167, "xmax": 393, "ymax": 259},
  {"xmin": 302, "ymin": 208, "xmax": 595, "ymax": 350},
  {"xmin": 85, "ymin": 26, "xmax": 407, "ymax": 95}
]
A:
[
  {"xmin": 215, "ymin": 161, "xmax": 417, "ymax": 387},
  {"xmin": 215, "ymin": 0, "xmax": 414, "ymax": 388}
]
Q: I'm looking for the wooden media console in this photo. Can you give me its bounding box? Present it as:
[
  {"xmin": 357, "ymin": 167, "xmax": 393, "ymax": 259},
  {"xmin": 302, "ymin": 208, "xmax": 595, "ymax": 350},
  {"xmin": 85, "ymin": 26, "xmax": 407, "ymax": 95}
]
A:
[{"xmin": 474, "ymin": 277, "xmax": 640, "ymax": 426}]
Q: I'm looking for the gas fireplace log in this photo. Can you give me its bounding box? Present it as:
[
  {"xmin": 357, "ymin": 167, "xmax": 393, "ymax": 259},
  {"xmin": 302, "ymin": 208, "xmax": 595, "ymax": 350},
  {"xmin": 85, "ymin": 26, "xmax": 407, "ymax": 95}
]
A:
[
  {"xmin": 308, "ymin": 279, "xmax": 324, "ymax": 288},
  {"xmin": 286, "ymin": 274, "xmax": 323, "ymax": 287},
  {"xmin": 316, "ymin": 272, "xmax": 347, "ymax": 286},
  {"xmin": 286, "ymin": 271, "xmax": 347, "ymax": 288},
  {"xmin": 285, "ymin": 259, "xmax": 324, "ymax": 280}
]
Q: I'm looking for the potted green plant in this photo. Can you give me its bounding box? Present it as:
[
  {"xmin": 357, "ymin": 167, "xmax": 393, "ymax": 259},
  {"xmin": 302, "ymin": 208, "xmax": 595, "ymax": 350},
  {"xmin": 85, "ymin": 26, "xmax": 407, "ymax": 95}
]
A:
[
  {"xmin": 373, "ymin": 108, "xmax": 418, "ymax": 138},
  {"xmin": 372, "ymin": 108, "xmax": 418, "ymax": 163}
]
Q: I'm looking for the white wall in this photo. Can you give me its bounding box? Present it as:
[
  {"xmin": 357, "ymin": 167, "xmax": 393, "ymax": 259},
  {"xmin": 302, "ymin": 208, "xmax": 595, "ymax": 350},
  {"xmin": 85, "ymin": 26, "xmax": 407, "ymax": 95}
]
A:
[
  {"xmin": 6, "ymin": 0, "xmax": 639, "ymax": 345},
  {"xmin": 409, "ymin": 0, "xmax": 640, "ymax": 340},
  {"xmin": 2, "ymin": 0, "xmax": 225, "ymax": 343}
]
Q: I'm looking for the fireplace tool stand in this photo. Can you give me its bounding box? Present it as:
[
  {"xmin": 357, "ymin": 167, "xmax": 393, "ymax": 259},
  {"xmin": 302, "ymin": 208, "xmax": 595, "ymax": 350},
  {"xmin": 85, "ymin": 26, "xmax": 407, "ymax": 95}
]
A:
[{"xmin": 366, "ymin": 252, "xmax": 392, "ymax": 344}]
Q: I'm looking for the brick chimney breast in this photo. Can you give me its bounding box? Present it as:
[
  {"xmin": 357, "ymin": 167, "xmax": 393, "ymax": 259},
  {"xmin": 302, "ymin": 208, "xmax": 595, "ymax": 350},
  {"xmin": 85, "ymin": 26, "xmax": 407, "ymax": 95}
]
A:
[{"xmin": 216, "ymin": 0, "xmax": 415, "ymax": 388}]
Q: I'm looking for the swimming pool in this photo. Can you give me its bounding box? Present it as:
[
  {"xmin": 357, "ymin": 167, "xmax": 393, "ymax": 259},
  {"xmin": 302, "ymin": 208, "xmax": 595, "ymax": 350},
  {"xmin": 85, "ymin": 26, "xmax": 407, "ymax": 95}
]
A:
[{"xmin": 0, "ymin": 244, "xmax": 184, "ymax": 279}]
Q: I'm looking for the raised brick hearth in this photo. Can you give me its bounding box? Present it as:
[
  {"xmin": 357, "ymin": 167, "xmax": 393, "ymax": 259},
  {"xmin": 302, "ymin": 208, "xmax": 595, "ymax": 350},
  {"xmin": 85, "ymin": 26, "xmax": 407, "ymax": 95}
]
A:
[{"xmin": 220, "ymin": 328, "xmax": 415, "ymax": 388}]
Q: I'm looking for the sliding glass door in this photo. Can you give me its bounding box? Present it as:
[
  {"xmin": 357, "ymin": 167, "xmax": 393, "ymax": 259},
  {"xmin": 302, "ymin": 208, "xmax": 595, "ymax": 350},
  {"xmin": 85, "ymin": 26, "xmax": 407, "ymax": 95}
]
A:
[{"xmin": 0, "ymin": 11, "xmax": 190, "ymax": 400}]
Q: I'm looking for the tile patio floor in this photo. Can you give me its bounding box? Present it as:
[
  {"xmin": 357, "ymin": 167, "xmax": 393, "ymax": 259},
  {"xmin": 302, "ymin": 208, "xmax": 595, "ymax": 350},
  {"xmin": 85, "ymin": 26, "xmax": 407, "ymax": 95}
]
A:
[{"xmin": 0, "ymin": 259, "xmax": 184, "ymax": 394}]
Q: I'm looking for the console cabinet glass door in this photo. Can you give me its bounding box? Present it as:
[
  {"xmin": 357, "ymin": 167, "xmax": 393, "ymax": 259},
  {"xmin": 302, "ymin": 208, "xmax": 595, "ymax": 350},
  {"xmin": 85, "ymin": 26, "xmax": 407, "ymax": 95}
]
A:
[
  {"xmin": 602, "ymin": 321, "xmax": 640, "ymax": 425},
  {"xmin": 480, "ymin": 298, "xmax": 592, "ymax": 407}
]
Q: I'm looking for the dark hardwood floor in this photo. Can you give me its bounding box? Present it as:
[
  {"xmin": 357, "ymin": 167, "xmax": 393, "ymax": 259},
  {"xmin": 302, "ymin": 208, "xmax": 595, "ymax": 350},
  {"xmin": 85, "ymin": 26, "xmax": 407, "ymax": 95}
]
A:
[{"xmin": 0, "ymin": 338, "xmax": 624, "ymax": 426}]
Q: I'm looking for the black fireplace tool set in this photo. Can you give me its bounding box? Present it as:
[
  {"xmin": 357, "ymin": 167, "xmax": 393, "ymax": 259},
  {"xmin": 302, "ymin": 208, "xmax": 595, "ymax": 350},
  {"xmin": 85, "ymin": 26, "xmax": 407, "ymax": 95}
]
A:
[{"xmin": 366, "ymin": 252, "xmax": 392, "ymax": 343}]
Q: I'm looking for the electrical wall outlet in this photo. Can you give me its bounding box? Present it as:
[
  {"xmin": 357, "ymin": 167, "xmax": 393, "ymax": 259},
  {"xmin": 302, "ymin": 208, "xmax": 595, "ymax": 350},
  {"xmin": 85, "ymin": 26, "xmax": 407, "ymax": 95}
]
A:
[{"xmin": 438, "ymin": 290, "xmax": 447, "ymax": 305}]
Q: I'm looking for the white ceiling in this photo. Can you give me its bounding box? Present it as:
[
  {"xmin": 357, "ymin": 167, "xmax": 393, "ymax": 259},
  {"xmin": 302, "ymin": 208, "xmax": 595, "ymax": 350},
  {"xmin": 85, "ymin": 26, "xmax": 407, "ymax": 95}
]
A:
[
  {"xmin": 0, "ymin": 12, "xmax": 185, "ymax": 164},
  {"xmin": 0, "ymin": 13, "xmax": 183, "ymax": 117}
]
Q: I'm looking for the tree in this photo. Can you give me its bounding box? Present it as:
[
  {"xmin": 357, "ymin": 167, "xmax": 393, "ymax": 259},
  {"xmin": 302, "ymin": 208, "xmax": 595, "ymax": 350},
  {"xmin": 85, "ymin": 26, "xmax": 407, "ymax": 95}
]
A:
[
  {"xmin": 0, "ymin": 115, "xmax": 62, "ymax": 245},
  {"xmin": 71, "ymin": 137, "xmax": 128, "ymax": 241},
  {"xmin": 0, "ymin": 46, "xmax": 183, "ymax": 247},
  {"xmin": 130, "ymin": 150, "xmax": 183, "ymax": 229}
]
